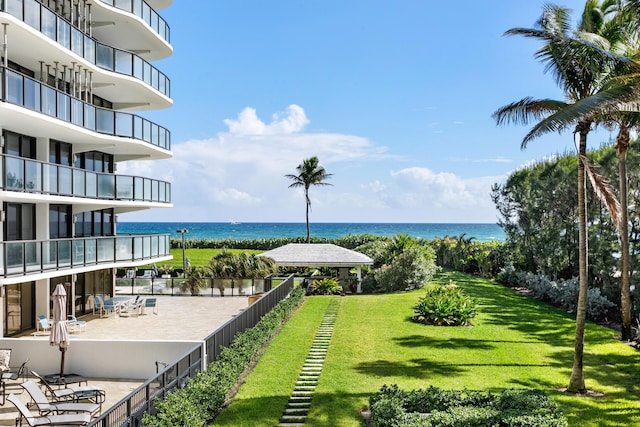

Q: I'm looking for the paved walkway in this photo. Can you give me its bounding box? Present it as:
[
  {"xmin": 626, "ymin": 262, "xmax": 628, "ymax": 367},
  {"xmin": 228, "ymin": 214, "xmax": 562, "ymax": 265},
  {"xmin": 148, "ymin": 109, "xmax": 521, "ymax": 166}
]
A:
[{"xmin": 0, "ymin": 296, "xmax": 250, "ymax": 425}]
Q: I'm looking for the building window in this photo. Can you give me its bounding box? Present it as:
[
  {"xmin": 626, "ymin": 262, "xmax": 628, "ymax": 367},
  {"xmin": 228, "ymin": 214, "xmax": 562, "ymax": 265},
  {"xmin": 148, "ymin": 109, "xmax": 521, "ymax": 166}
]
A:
[
  {"xmin": 75, "ymin": 151, "xmax": 113, "ymax": 173},
  {"xmin": 3, "ymin": 130, "xmax": 36, "ymax": 159},
  {"xmin": 74, "ymin": 209, "xmax": 115, "ymax": 237},
  {"xmin": 49, "ymin": 140, "xmax": 72, "ymax": 166},
  {"xmin": 4, "ymin": 203, "xmax": 35, "ymax": 241},
  {"xmin": 50, "ymin": 205, "xmax": 72, "ymax": 239},
  {"xmin": 4, "ymin": 281, "xmax": 35, "ymax": 337}
]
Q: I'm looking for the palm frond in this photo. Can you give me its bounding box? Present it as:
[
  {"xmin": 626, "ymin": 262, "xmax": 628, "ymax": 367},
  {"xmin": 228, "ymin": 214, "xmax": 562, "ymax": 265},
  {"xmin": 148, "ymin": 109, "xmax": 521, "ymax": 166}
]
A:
[
  {"xmin": 493, "ymin": 97, "xmax": 566, "ymax": 128},
  {"xmin": 522, "ymin": 80, "xmax": 640, "ymax": 145},
  {"xmin": 582, "ymin": 154, "xmax": 621, "ymax": 232}
]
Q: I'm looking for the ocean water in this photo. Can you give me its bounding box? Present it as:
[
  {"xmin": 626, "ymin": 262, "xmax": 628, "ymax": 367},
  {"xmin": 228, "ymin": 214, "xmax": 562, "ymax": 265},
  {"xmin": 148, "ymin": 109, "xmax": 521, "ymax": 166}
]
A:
[{"xmin": 117, "ymin": 222, "xmax": 505, "ymax": 242}]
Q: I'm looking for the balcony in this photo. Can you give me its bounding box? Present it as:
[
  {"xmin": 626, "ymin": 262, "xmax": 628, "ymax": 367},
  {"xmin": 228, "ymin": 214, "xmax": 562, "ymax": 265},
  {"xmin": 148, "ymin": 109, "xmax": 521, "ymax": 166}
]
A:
[
  {"xmin": 0, "ymin": 234, "xmax": 171, "ymax": 277},
  {"xmin": 1, "ymin": 67, "xmax": 171, "ymax": 151},
  {"xmin": 1, "ymin": 154, "xmax": 171, "ymax": 203},
  {"xmin": 3, "ymin": 0, "xmax": 171, "ymax": 99},
  {"xmin": 96, "ymin": 0, "xmax": 170, "ymax": 45}
]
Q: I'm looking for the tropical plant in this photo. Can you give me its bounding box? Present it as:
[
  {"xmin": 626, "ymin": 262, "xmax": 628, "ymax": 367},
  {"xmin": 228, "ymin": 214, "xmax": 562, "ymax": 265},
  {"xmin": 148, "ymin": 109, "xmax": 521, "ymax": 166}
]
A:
[
  {"xmin": 207, "ymin": 250, "xmax": 278, "ymax": 295},
  {"xmin": 181, "ymin": 265, "xmax": 208, "ymax": 296},
  {"xmin": 307, "ymin": 277, "xmax": 343, "ymax": 295},
  {"xmin": 492, "ymin": 3, "xmax": 636, "ymax": 393},
  {"xmin": 285, "ymin": 156, "xmax": 333, "ymax": 243},
  {"xmin": 412, "ymin": 283, "xmax": 477, "ymax": 326}
]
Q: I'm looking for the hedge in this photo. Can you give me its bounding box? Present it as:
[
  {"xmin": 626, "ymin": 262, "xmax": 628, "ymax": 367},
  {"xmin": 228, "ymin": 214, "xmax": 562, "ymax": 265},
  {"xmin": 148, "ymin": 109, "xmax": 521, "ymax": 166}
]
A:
[{"xmin": 142, "ymin": 286, "xmax": 306, "ymax": 426}]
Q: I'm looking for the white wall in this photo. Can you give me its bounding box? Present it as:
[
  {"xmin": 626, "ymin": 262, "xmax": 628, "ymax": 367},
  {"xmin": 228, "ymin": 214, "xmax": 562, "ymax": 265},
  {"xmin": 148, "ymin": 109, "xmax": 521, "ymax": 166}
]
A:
[{"xmin": 1, "ymin": 338, "xmax": 203, "ymax": 380}]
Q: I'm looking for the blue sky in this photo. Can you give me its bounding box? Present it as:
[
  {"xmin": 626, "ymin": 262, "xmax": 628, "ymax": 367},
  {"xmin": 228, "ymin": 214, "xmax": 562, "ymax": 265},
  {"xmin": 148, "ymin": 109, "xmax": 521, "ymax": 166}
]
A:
[{"xmin": 122, "ymin": 0, "xmax": 613, "ymax": 223}]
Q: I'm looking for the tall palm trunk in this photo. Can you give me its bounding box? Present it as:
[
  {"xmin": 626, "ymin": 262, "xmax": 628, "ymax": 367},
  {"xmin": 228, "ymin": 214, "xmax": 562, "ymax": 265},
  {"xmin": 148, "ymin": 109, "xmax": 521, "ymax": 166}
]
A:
[
  {"xmin": 568, "ymin": 125, "xmax": 589, "ymax": 393},
  {"xmin": 618, "ymin": 127, "xmax": 632, "ymax": 341},
  {"xmin": 305, "ymin": 190, "xmax": 311, "ymax": 243}
]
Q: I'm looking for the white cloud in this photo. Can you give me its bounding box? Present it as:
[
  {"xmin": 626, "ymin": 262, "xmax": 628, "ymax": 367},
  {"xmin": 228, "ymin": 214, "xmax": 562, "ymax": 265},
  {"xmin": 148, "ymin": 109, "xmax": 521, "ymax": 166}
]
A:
[
  {"xmin": 223, "ymin": 105, "xmax": 309, "ymax": 136},
  {"xmin": 120, "ymin": 105, "xmax": 504, "ymax": 223},
  {"xmin": 387, "ymin": 167, "xmax": 503, "ymax": 212}
]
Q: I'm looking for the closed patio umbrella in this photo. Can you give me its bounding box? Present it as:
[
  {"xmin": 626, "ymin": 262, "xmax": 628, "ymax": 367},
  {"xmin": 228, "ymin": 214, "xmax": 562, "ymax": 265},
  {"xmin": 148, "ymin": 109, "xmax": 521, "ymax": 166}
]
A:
[{"xmin": 50, "ymin": 283, "xmax": 70, "ymax": 378}]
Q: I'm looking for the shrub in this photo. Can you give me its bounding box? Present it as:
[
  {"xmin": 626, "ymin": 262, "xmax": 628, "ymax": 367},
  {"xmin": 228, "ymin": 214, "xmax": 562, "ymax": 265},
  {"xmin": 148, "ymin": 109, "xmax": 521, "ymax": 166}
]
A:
[
  {"xmin": 369, "ymin": 385, "xmax": 567, "ymax": 427},
  {"xmin": 412, "ymin": 283, "xmax": 477, "ymax": 326},
  {"xmin": 358, "ymin": 236, "xmax": 439, "ymax": 293},
  {"xmin": 495, "ymin": 266, "xmax": 615, "ymax": 321},
  {"xmin": 307, "ymin": 277, "xmax": 343, "ymax": 295}
]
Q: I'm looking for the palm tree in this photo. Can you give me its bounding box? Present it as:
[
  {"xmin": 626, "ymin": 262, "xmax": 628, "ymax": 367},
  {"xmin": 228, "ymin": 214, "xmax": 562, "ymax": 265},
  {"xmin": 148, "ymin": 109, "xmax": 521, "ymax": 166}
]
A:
[
  {"xmin": 285, "ymin": 156, "xmax": 333, "ymax": 243},
  {"xmin": 551, "ymin": 0, "xmax": 640, "ymax": 340},
  {"xmin": 584, "ymin": 0, "xmax": 640, "ymax": 341},
  {"xmin": 493, "ymin": 3, "xmax": 635, "ymax": 393}
]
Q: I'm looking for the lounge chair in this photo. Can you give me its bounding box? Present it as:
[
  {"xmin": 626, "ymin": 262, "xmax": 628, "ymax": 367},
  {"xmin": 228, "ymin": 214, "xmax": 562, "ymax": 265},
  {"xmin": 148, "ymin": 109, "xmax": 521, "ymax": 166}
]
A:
[
  {"xmin": 30, "ymin": 371, "xmax": 105, "ymax": 408},
  {"xmin": 7, "ymin": 393, "xmax": 91, "ymax": 426},
  {"xmin": 32, "ymin": 316, "xmax": 51, "ymax": 336},
  {"xmin": 21, "ymin": 381, "xmax": 100, "ymax": 417}
]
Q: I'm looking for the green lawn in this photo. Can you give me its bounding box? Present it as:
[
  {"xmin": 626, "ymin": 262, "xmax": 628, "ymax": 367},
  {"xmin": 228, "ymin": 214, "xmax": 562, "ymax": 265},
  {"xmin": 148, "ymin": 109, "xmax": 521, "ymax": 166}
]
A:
[
  {"xmin": 154, "ymin": 248, "xmax": 262, "ymax": 269},
  {"xmin": 213, "ymin": 271, "xmax": 640, "ymax": 426}
]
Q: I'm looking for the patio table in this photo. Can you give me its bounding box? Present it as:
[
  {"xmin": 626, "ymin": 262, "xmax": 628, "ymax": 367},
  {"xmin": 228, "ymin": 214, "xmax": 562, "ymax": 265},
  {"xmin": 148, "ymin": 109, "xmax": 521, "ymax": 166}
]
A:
[{"xmin": 43, "ymin": 373, "xmax": 88, "ymax": 387}]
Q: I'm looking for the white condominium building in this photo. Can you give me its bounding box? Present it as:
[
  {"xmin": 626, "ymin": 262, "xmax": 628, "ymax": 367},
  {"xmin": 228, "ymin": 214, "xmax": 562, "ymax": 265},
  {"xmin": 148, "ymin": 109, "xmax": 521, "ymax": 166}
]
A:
[{"xmin": 0, "ymin": 0, "xmax": 173, "ymax": 336}]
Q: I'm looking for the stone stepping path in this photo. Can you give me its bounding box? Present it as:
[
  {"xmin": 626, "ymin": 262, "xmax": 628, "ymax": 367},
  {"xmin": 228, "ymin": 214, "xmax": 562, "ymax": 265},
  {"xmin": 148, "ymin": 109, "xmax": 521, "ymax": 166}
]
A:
[{"xmin": 279, "ymin": 299, "xmax": 339, "ymax": 426}]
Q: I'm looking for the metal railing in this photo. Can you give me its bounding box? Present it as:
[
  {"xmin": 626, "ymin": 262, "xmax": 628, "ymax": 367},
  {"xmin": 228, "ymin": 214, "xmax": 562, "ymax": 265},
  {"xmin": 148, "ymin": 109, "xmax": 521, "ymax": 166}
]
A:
[
  {"xmin": 1, "ymin": 153, "xmax": 171, "ymax": 203},
  {"xmin": 3, "ymin": 0, "xmax": 171, "ymax": 97},
  {"xmin": 0, "ymin": 233, "xmax": 170, "ymax": 277},
  {"xmin": 96, "ymin": 0, "xmax": 170, "ymax": 44},
  {"xmin": 88, "ymin": 275, "xmax": 295, "ymax": 427},
  {"xmin": 1, "ymin": 67, "xmax": 171, "ymax": 150}
]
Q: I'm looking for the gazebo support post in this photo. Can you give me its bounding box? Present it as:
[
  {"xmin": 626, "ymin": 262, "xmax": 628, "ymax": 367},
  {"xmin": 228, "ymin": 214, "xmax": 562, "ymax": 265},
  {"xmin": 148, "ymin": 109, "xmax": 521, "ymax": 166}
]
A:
[{"xmin": 356, "ymin": 267, "xmax": 362, "ymax": 294}]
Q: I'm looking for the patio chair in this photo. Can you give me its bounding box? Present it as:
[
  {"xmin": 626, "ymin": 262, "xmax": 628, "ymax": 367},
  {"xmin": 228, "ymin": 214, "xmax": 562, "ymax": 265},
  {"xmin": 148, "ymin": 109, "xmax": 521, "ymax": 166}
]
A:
[
  {"xmin": 0, "ymin": 348, "xmax": 10, "ymax": 404},
  {"xmin": 7, "ymin": 393, "xmax": 91, "ymax": 426},
  {"xmin": 2, "ymin": 357, "xmax": 29, "ymax": 398},
  {"xmin": 100, "ymin": 299, "xmax": 118, "ymax": 317},
  {"xmin": 144, "ymin": 297, "xmax": 158, "ymax": 315},
  {"xmin": 32, "ymin": 316, "xmax": 51, "ymax": 336},
  {"xmin": 92, "ymin": 296, "xmax": 103, "ymax": 316},
  {"xmin": 119, "ymin": 299, "xmax": 142, "ymax": 317},
  {"xmin": 30, "ymin": 371, "xmax": 105, "ymax": 409},
  {"xmin": 67, "ymin": 316, "xmax": 87, "ymax": 333},
  {"xmin": 21, "ymin": 381, "xmax": 100, "ymax": 417}
]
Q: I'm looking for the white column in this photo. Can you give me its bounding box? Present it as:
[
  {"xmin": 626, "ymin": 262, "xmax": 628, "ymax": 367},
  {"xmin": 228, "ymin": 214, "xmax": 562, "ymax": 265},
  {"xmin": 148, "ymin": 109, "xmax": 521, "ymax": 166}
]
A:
[{"xmin": 356, "ymin": 267, "xmax": 362, "ymax": 294}]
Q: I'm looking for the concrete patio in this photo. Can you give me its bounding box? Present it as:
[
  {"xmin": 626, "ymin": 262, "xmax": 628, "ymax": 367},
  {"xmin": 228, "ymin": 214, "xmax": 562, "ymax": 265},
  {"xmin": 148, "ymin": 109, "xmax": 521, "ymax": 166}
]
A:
[{"xmin": 0, "ymin": 295, "xmax": 251, "ymax": 425}]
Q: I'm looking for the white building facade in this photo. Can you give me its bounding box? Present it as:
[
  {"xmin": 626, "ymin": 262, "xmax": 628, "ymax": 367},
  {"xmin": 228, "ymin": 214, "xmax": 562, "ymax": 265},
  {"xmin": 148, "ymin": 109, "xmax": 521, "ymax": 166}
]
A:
[{"xmin": 0, "ymin": 0, "xmax": 173, "ymax": 336}]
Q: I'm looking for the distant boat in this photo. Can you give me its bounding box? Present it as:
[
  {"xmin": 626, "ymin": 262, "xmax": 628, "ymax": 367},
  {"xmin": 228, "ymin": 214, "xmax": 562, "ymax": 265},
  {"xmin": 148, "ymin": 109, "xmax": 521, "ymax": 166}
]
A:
[{"xmin": 230, "ymin": 220, "xmax": 240, "ymax": 225}]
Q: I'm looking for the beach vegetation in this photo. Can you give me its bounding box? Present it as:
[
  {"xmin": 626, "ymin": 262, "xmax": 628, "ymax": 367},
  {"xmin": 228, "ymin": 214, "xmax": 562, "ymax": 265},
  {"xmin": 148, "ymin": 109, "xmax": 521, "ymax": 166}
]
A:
[
  {"xmin": 285, "ymin": 156, "xmax": 333, "ymax": 243},
  {"xmin": 357, "ymin": 234, "xmax": 438, "ymax": 293}
]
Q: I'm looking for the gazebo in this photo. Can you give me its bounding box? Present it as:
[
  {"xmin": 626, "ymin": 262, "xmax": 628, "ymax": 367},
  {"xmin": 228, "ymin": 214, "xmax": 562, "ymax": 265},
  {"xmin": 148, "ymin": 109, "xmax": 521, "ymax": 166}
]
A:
[{"xmin": 259, "ymin": 243, "xmax": 374, "ymax": 293}]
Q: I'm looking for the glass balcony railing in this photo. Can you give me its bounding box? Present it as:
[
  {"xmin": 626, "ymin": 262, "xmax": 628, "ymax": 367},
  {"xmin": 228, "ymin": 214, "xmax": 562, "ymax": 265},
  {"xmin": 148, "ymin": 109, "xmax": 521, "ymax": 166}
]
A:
[
  {"xmin": 3, "ymin": 0, "xmax": 171, "ymax": 98},
  {"xmin": 96, "ymin": 0, "xmax": 170, "ymax": 44},
  {"xmin": 1, "ymin": 154, "xmax": 172, "ymax": 203},
  {"xmin": 0, "ymin": 67, "xmax": 171, "ymax": 150},
  {"xmin": 0, "ymin": 234, "xmax": 171, "ymax": 277}
]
